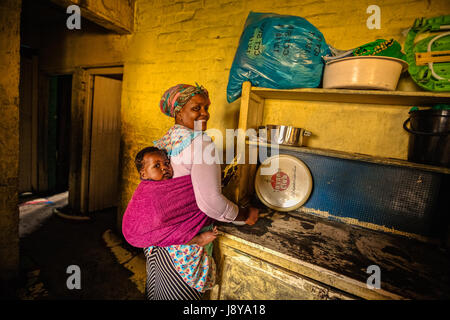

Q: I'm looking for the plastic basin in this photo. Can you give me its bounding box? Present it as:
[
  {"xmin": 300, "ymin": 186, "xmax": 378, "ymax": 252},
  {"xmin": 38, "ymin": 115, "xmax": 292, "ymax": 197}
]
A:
[{"xmin": 323, "ymin": 56, "xmax": 409, "ymax": 90}]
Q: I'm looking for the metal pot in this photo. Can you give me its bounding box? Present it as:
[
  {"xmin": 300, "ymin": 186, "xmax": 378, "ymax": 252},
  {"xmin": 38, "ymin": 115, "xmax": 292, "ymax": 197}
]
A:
[
  {"xmin": 403, "ymin": 109, "xmax": 450, "ymax": 167},
  {"xmin": 258, "ymin": 124, "xmax": 312, "ymax": 147}
]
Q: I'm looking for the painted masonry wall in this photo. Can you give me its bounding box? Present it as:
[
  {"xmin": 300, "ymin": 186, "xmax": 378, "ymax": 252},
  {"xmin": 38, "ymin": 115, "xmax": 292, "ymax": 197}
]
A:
[
  {"xmin": 118, "ymin": 0, "xmax": 450, "ymax": 226},
  {"xmin": 32, "ymin": 19, "xmax": 129, "ymax": 73},
  {"xmin": 0, "ymin": 0, "xmax": 448, "ymax": 293},
  {"xmin": 2, "ymin": 1, "xmax": 449, "ymax": 273},
  {"xmin": 0, "ymin": 0, "xmax": 21, "ymax": 292}
]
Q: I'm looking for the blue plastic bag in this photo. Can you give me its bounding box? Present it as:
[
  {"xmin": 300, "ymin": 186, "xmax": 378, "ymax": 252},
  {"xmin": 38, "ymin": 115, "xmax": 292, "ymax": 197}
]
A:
[{"xmin": 227, "ymin": 12, "xmax": 330, "ymax": 103}]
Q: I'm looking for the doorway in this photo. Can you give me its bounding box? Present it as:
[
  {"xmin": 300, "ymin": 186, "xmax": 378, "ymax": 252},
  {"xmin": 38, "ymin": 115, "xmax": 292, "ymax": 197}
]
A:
[
  {"xmin": 18, "ymin": 48, "xmax": 72, "ymax": 243},
  {"xmin": 78, "ymin": 68, "xmax": 123, "ymax": 214},
  {"xmin": 18, "ymin": 47, "xmax": 72, "ymax": 198}
]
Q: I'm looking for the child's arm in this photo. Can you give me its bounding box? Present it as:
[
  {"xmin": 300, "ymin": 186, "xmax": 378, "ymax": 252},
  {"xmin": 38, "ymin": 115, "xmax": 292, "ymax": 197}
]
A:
[{"xmin": 188, "ymin": 226, "xmax": 218, "ymax": 246}]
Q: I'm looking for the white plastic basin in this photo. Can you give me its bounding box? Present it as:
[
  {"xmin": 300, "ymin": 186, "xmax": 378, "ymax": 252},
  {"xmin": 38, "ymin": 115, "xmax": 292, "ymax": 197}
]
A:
[{"xmin": 323, "ymin": 56, "xmax": 409, "ymax": 91}]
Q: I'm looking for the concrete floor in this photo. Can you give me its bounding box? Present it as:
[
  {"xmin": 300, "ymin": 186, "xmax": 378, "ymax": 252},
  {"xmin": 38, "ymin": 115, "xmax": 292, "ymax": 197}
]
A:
[{"xmin": 16, "ymin": 192, "xmax": 145, "ymax": 300}]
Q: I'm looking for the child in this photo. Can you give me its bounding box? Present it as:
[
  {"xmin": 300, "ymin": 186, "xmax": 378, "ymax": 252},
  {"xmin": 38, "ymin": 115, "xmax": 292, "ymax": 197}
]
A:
[
  {"xmin": 132, "ymin": 146, "xmax": 218, "ymax": 247},
  {"xmin": 123, "ymin": 146, "xmax": 218, "ymax": 295}
]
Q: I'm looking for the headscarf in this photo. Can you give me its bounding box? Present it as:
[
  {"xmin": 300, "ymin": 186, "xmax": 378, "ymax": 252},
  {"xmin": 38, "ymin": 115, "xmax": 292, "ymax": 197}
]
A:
[{"xmin": 159, "ymin": 83, "xmax": 209, "ymax": 118}]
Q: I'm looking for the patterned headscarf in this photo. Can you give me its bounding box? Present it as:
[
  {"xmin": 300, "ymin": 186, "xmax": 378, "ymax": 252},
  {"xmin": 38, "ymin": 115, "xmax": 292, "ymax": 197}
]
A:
[{"xmin": 159, "ymin": 83, "xmax": 209, "ymax": 118}]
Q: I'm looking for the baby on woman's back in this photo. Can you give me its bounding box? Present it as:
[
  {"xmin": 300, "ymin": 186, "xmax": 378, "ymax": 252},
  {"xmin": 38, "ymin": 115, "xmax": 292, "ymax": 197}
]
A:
[{"xmin": 134, "ymin": 146, "xmax": 218, "ymax": 247}]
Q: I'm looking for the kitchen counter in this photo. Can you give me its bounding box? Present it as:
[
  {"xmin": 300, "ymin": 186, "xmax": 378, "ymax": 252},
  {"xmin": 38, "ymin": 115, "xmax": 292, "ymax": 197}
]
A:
[{"xmin": 216, "ymin": 207, "xmax": 450, "ymax": 300}]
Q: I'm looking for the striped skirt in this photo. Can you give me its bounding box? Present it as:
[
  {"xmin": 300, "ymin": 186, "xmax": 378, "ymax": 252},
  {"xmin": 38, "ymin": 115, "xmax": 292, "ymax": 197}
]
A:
[{"xmin": 144, "ymin": 246, "xmax": 203, "ymax": 300}]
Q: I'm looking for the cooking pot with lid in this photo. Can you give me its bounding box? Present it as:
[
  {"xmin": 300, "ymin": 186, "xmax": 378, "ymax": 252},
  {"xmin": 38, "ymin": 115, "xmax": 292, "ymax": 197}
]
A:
[{"xmin": 258, "ymin": 124, "xmax": 312, "ymax": 147}]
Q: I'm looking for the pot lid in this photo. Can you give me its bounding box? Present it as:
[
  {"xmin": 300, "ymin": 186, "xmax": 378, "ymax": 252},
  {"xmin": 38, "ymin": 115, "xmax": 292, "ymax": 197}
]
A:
[{"xmin": 255, "ymin": 154, "xmax": 313, "ymax": 212}]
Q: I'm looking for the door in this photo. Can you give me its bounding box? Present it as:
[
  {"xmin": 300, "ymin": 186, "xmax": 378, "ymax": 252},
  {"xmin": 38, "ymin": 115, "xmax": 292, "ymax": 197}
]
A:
[
  {"xmin": 87, "ymin": 75, "xmax": 122, "ymax": 212},
  {"xmin": 18, "ymin": 52, "xmax": 38, "ymax": 194}
]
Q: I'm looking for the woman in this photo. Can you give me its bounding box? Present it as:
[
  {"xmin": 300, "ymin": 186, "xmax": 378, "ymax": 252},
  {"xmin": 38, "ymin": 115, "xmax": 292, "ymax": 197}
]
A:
[{"xmin": 144, "ymin": 83, "xmax": 259, "ymax": 300}]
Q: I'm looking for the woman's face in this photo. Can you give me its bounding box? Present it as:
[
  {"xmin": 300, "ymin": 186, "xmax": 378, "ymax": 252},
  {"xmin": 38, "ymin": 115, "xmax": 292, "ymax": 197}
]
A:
[{"xmin": 175, "ymin": 94, "xmax": 210, "ymax": 131}]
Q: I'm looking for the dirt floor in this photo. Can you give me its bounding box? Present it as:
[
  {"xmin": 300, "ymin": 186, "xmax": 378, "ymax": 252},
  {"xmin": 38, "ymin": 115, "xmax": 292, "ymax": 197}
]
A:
[{"xmin": 16, "ymin": 192, "xmax": 145, "ymax": 300}]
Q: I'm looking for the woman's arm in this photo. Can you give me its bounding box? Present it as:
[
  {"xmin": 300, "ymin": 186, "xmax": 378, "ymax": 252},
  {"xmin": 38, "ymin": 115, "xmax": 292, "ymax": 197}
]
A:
[
  {"xmin": 190, "ymin": 151, "xmax": 239, "ymax": 222},
  {"xmin": 184, "ymin": 135, "xmax": 238, "ymax": 222},
  {"xmin": 191, "ymin": 136, "xmax": 260, "ymax": 224},
  {"xmin": 187, "ymin": 226, "xmax": 219, "ymax": 246}
]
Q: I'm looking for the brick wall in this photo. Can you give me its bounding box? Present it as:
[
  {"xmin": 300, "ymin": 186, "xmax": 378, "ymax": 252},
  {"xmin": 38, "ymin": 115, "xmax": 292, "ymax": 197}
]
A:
[{"xmin": 117, "ymin": 0, "xmax": 450, "ymax": 227}]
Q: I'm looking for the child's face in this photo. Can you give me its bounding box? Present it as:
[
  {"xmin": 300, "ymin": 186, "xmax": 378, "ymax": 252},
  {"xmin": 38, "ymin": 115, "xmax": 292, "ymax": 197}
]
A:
[{"xmin": 140, "ymin": 152, "xmax": 173, "ymax": 181}]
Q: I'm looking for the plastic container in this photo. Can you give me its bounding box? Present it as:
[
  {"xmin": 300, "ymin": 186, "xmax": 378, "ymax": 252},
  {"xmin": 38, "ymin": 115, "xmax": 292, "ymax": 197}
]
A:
[
  {"xmin": 403, "ymin": 109, "xmax": 450, "ymax": 167},
  {"xmin": 323, "ymin": 56, "xmax": 408, "ymax": 90}
]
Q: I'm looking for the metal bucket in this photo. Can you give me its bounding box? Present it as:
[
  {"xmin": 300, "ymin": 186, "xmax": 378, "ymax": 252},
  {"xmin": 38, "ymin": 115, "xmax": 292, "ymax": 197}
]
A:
[
  {"xmin": 403, "ymin": 109, "xmax": 450, "ymax": 167},
  {"xmin": 258, "ymin": 125, "xmax": 312, "ymax": 147}
]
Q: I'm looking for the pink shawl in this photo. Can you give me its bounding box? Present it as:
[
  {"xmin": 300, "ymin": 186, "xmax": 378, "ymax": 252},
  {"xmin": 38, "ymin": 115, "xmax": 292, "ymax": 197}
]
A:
[{"xmin": 122, "ymin": 175, "xmax": 213, "ymax": 248}]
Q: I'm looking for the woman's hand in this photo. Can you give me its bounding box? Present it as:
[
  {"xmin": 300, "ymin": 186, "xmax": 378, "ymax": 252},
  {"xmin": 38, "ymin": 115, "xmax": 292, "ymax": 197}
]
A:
[
  {"xmin": 245, "ymin": 207, "xmax": 259, "ymax": 225},
  {"xmin": 235, "ymin": 206, "xmax": 259, "ymax": 225}
]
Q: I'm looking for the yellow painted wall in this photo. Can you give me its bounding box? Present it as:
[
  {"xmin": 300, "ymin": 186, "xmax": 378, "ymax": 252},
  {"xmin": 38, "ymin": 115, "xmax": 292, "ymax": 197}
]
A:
[
  {"xmin": 5, "ymin": 0, "xmax": 445, "ymax": 295},
  {"xmin": 21, "ymin": 0, "xmax": 449, "ymax": 228},
  {"xmin": 117, "ymin": 0, "xmax": 450, "ymax": 225},
  {"xmin": 24, "ymin": 19, "xmax": 130, "ymax": 73},
  {"xmin": 0, "ymin": 0, "xmax": 21, "ymax": 294}
]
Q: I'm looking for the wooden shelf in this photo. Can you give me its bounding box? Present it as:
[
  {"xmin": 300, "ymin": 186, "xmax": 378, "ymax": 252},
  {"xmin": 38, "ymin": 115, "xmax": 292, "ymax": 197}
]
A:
[
  {"xmin": 229, "ymin": 81, "xmax": 450, "ymax": 205},
  {"xmin": 250, "ymin": 87, "xmax": 450, "ymax": 106},
  {"xmin": 247, "ymin": 140, "xmax": 450, "ymax": 175}
]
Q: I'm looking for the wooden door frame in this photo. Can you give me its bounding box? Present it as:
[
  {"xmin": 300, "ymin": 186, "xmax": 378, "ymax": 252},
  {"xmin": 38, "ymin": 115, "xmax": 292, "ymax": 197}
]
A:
[
  {"xmin": 79, "ymin": 66, "xmax": 123, "ymax": 214},
  {"xmin": 18, "ymin": 52, "xmax": 39, "ymax": 194}
]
